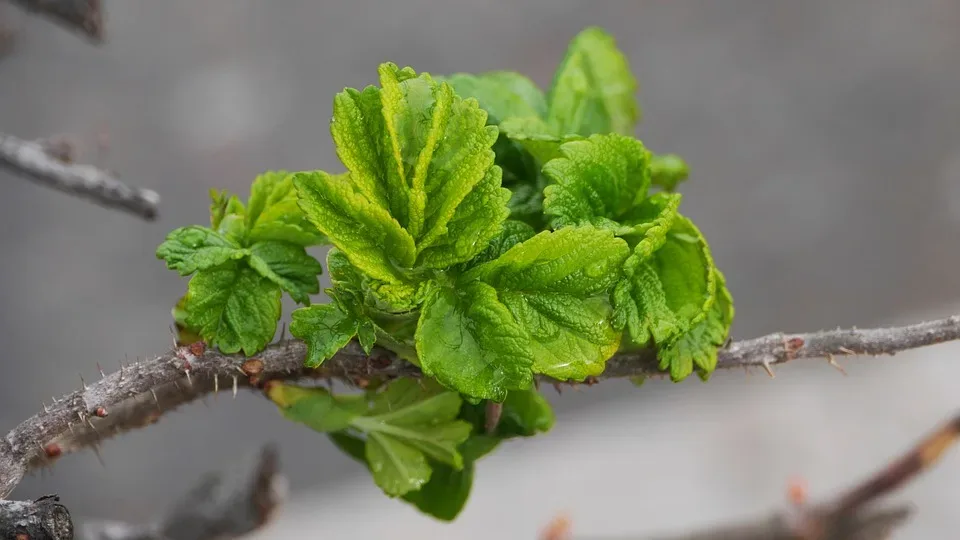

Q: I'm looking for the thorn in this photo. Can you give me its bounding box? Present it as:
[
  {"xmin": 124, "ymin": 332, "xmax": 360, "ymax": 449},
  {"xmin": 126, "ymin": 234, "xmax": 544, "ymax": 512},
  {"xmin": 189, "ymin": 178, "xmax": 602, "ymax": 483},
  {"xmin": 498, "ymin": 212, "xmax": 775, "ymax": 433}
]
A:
[
  {"xmin": 79, "ymin": 373, "xmax": 87, "ymax": 390},
  {"xmin": 827, "ymin": 354, "xmax": 848, "ymax": 376},
  {"xmin": 51, "ymin": 396, "xmax": 58, "ymax": 403},
  {"xmin": 185, "ymin": 369, "xmax": 192, "ymax": 386},
  {"xmin": 77, "ymin": 411, "xmax": 85, "ymax": 422},
  {"xmin": 151, "ymin": 389, "xmax": 161, "ymax": 410},
  {"xmin": 838, "ymin": 346, "xmax": 856, "ymax": 356},
  {"xmin": 214, "ymin": 373, "xmax": 219, "ymax": 397},
  {"xmin": 86, "ymin": 418, "xmax": 101, "ymax": 437},
  {"xmin": 68, "ymin": 422, "xmax": 75, "ymax": 434},
  {"xmin": 96, "ymin": 362, "xmax": 105, "ymax": 379},
  {"xmin": 174, "ymin": 380, "xmax": 183, "ymax": 394},
  {"xmin": 91, "ymin": 444, "xmax": 106, "ymax": 468},
  {"xmin": 42, "ymin": 402, "xmax": 49, "ymax": 413},
  {"xmin": 119, "ymin": 360, "xmax": 124, "ymax": 380},
  {"xmin": 552, "ymin": 382, "xmax": 563, "ymax": 395},
  {"xmin": 232, "ymin": 375, "xmax": 238, "ymax": 398},
  {"xmin": 761, "ymin": 357, "xmax": 776, "ymax": 378}
]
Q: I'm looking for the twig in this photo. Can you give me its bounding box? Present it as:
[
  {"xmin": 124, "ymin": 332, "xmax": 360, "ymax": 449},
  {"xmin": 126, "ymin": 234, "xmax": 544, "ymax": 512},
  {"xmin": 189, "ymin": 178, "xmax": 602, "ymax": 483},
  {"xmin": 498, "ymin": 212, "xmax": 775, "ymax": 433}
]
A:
[
  {"xmin": 81, "ymin": 444, "xmax": 285, "ymax": 540},
  {"xmin": 560, "ymin": 412, "xmax": 960, "ymax": 540},
  {"xmin": 8, "ymin": 0, "xmax": 103, "ymax": 42},
  {"xmin": 0, "ymin": 494, "xmax": 74, "ymax": 540},
  {"xmin": 2, "ymin": 315, "xmax": 960, "ymax": 498},
  {"xmin": 0, "ymin": 132, "xmax": 159, "ymax": 221}
]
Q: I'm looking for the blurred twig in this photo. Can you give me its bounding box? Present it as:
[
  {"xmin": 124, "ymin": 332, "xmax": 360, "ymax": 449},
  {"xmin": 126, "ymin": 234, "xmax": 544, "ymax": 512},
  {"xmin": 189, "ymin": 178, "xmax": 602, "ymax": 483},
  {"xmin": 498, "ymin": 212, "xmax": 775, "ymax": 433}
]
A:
[
  {"xmin": 8, "ymin": 0, "xmax": 103, "ymax": 42},
  {"xmin": 0, "ymin": 132, "xmax": 160, "ymax": 220},
  {"xmin": 555, "ymin": 413, "xmax": 960, "ymax": 540},
  {"xmin": 82, "ymin": 444, "xmax": 285, "ymax": 540}
]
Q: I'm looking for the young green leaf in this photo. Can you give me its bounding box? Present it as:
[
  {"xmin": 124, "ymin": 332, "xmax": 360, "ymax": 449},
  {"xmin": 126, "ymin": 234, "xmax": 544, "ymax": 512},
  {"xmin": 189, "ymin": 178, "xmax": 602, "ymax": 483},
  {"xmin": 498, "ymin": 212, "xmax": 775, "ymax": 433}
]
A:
[
  {"xmin": 649, "ymin": 153, "xmax": 690, "ymax": 192},
  {"xmin": 498, "ymin": 116, "xmax": 570, "ymax": 164},
  {"xmin": 365, "ymin": 432, "xmax": 433, "ymax": 496},
  {"xmin": 246, "ymin": 170, "xmax": 326, "ymax": 246},
  {"xmin": 547, "ymin": 26, "xmax": 638, "ymax": 136},
  {"xmin": 156, "ymin": 226, "xmax": 245, "ymax": 276},
  {"xmin": 416, "ymin": 281, "xmax": 534, "ymax": 401},
  {"xmin": 467, "ymin": 227, "xmax": 629, "ymax": 380},
  {"xmin": 208, "ymin": 190, "xmax": 247, "ymax": 244},
  {"xmin": 247, "ymin": 241, "xmax": 322, "ymax": 304},
  {"xmin": 542, "ymin": 134, "xmax": 650, "ymax": 232},
  {"xmin": 184, "ymin": 260, "xmax": 281, "ymax": 355},
  {"xmin": 612, "ymin": 253, "xmax": 683, "ymax": 346},
  {"xmin": 650, "ymin": 216, "xmax": 717, "ymax": 330},
  {"xmin": 441, "ymin": 71, "xmax": 547, "ymax": 125},
  {"xmin": 294, "ymin": 170, "xmax": 417, "ymax": 284},
  {"xmin": 267, "ymin": 383, "xmax": 364, "ymax": 433},
  {"xmin": 290, "ymin": 304, "xmax": 363, "ymax": 367},
  {"xmin": 659, "ymin": 270, "xmax": 734, "ymax": 381},
  {"xmin": 468, "ymin": 219, "xmax": 536, "ymax": 268},
  {"xmin": 317, "ymin": 63, "xmax": 506, "ymax": 272},
  {"xmin": 620, "ymin": 192, "xmax": 682, "ymax": 258}
]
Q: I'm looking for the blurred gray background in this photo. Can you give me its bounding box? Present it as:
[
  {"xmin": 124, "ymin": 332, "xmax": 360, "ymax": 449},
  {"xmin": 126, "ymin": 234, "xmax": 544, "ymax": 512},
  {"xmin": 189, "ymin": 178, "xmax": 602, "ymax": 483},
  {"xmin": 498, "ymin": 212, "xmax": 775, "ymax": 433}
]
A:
[{"xmin": 2, "ymin": 0, "xmax": 960, "ymax": 537}]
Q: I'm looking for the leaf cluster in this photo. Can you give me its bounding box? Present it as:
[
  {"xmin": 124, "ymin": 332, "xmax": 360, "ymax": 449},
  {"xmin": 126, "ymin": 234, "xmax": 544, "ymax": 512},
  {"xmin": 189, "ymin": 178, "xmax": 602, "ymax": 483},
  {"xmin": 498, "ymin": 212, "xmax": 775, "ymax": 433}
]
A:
[{"xmin": 155, "ymin": 26, "xmax": 734, "ymax": 520}]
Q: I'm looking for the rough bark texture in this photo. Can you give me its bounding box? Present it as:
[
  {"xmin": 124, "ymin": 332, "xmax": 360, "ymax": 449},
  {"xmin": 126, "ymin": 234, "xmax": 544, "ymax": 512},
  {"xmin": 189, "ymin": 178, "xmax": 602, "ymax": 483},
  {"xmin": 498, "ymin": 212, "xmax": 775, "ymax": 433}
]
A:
[
  {"xmin": 0, "ymin": 495, "xmax": 74, "ymax": 540},
  {"xmin": 0, "ymin": 133, "xmax": 158, "ymax": 220}
]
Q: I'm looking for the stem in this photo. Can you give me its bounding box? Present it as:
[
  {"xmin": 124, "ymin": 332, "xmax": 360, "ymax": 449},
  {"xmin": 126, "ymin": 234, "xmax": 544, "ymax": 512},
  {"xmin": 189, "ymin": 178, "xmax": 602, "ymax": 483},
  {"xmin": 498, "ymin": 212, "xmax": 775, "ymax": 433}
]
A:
[{"xmin": 2, "ymin": 315, "xmax": 959, "ymax": 499}]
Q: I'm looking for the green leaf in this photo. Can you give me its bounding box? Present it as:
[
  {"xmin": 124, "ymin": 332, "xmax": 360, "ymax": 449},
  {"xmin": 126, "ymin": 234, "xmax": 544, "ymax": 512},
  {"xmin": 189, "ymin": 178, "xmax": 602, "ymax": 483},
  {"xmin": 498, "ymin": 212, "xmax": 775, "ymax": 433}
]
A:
[
  {"xmin": 208, "ymin": 191, "xmax": 247, "ymax": 244},
  {"xmin": 542, "ymin": 134, "xmax": 650, "ymax": 231},
  {"xmin": 467, "ymin": 227, "xmax": 629, "ymax": 380},
  {"xmin": 649, "ymin": 153, "xmax": 690, "ymax": 192},
  {"xmin": 294, "ymin": 170, "xmax": 417, "ymax": 284},
  {"xmin": 247, "ymin": 241, "xmax": 323, "ymax": 304},
  {"xmin": 620, "ymin": 192, "xmax": 682, "ymax": 258},
  {"xmin": 499, "ymin": 116, "xmax": 571, "ymax": 164},
  {"xmin": 651, "ymin": 216, "xmax": 716, "ymax": 331},
  {"xmin": 184, "ymin": 260, "xmax": 281, "ymax": 355},
  {"xmin": 326, "ymin": 63, "xmax": 504, "ymax": 270},
  {"xmin": 499, "ymin": 389, "xmax": 555, "ymax": 436},
  {"xmin": 155, "ymin": 226, "xmax": 244, "ymax": 276},
  {"xmin": 660, "ymin": 269, "xmax": 734, "ymax": 381},
  {"xmin": 289, "ymin": 304, "xmax": 359, "ymax": 368},
  {"xmin": 547, "ymin": 26, "xmax": 638, "ymax": 136},
  {"xmin": 247, "ymin": 171, "xmax": 326, "ymax": 246},
  {"xmin": 612, "ymin": 253, "xmax": 683, "ymax": 346},
  {"xmin": 267, "ymin": 384, "xmax": 363, "ymax": 433},
  {"xmin": 415, "ymin": 166, "xmax": 511, "ymax": 269},
  {"xmin": 366, "ymin": 432, "xmax": 432, "ymax": 497},
  {"xmin": 468, "ymin": 220, "xmax": 536, "ymax": 268},
  {"xmin": 416, "ymin": 281, "xmax": 534, "ymax": 401},
  {"xmin": 441, "ymin": 71, "xmax": 547, "ymax": 124}
]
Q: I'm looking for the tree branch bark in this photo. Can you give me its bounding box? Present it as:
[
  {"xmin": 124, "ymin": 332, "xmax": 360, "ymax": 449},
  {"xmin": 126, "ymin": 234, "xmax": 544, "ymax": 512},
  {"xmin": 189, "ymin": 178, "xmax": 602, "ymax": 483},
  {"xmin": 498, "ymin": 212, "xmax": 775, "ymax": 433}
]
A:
[
  {"xmin": 0, "ymin": 495, "xmax": 74, "ymax": 540},
  {"xmin": 1, "ymin": 315, "xmax": 959, "ymax": 499},
  {"xmin": 8, "ymin": 0, "xmax": 103, "ymax": 42},
  {"xmin": 0, "ymin": 132, "xmax": 159, "ymax": 221}
]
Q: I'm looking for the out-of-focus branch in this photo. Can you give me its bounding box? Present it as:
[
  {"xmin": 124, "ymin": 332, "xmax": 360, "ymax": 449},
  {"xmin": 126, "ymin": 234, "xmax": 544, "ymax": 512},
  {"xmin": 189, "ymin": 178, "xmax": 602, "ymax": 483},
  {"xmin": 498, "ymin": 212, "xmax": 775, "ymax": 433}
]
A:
[
  {"xmin": 548, "ymin": 413, "xmax": 960, "ymax": 540},
  {"xmin": 81, "ymin": 444, "xmax": 285, "ymax": 540},
  {"xmin": 8, "ymin": 0, "xmax": 103, "ymax": 42},
  {"xmin": 0, "ymin": 132, "xmax": 159, "ymax": 220},
  {"xmin": 0, "ymin": 495, "xmax": 74, "ymax": 540},
  {"xmin": 2, "ymin": 315, "xmax": 960, "ymax": 499}
]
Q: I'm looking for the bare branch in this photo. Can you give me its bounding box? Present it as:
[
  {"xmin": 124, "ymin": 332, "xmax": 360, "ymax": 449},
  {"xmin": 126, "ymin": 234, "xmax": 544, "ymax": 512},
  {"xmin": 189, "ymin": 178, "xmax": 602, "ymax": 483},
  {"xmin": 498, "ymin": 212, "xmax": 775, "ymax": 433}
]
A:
[
  {"xmin": 0, "ymin": 495, "xmax": 74, "ymax": 540},
  {"xmin": 8, "ymin": 0, "xmax": 103, "ymax": 42},
  {"xmin": 562, "ymin": 412, "xmax": 960, "ymax": 540},
  {"xmin": 2, "ymin": 315, "xmax": 960, "ymax": 499},
  {"xmin": 81, "ymin": 444, "xmax": 285, "ymax": 540},
  {"xmin": 0, "ymin": 132, "xmax": 159, "ymax": 221}
]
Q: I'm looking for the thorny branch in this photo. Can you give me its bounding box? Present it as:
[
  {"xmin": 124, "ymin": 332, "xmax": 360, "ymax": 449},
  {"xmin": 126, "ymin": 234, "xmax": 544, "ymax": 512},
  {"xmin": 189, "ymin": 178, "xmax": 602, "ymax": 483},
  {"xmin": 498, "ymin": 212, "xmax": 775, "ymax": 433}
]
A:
[
  {"xmin": 82, "ymin": 444, "xmax": 286, "ymax": 540},
  {"xmin": 1, "ymin": 314, "xmax": 959, "ymax": 500},
  {"xmin": 8, "ymin": 0, "xmax": 104, "ymax": 42},
  {"xmin": 0, "ymin": 132, "xmax": 160, "ymax": 221},
  {"xmin": 542, "ymin": 412, "xmax": 960, "ymax": 540},
  {"xmin": 0, "ymin": 495, "xmax": 74, "ymax": 540}
]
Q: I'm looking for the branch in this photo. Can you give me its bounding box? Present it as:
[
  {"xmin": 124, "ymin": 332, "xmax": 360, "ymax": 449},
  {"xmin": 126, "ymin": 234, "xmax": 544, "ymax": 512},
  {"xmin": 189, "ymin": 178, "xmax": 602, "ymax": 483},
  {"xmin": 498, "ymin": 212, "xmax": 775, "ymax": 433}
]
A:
[
  {"xmin": 2, "ymin": 315, "xmax": 959, "ymax": 498},
  {"xmin": 81, "ymin": 444, "xmax": 285, "ymax": 540},
  {"xmin": 8, "ymin": 0, "xmax": 103, "ymax": 42},
  {"xmin": 0, "ymin": 495, "xmax": 74, "ymax": 540},
  {"xmin": 0, "ymin": 132, "xmax": 159, "ymax": 220},
  {"xmin": 548, "ymin": 412, "xmax": 960, "ymax": 540}
]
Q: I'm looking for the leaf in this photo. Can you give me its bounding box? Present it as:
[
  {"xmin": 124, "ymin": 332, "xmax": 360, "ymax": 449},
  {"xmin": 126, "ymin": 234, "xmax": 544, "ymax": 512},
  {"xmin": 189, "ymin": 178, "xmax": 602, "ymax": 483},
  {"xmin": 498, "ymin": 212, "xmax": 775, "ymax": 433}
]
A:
[
  {"xmin": 267, "ymin": 384, "xmax": 364, "ymax": 433},
  {"xmin": 467, "ymin": 227, "xmax": 629, "ymax": 380},
  {"xmin": 184, "ymin": 260, "xmax": 281, "ymax": 355},
  {"xmin": 620, "ymin": 192, "xmax": 682, "ymax": 258},
  {"xmin": 247, "ymin": 170, "xmax": 327, "ymax": 246},
  {"xmin": 547, "ymin": 26, "xmax": 638, "ymax": 136},
  {"xmin": 650, "ymin": 216, "xmax": 716, "ymax": 330},
  {"xmin": 649, "ymin": 153, "xmax": 690, "ymax": 192},
  {"xmin": 468, "ymin": 220, "xmax": 536, "ymax": 268},
  {"xmin": 209, "ymin": 191, "xmax": 247, "ymax": 244},
  {"xmin": 415, "ymin": 166, "xmax": 511, "ymax": 269},
  {"xmin": 416, "ymin": 281, "xmax": 534, "ymax": 401},
  {"xmin": 498, "ymin": 389, "xmax": 555, "ymax": 436},
  {"xmin": 247, "ymin": 241, "xmax": 323, "ymax": 304},
  {"xmin": 155, "ymin": 226, "xmax": 244, "ymax": 276},
  {"xmin": 612, "ymin": 253, "xmax": 683, "ymax": 346},
  {"xmin": 327, "ymin": 63, "xmax": 504, "ymax": 269},
  {"xmin": 289, "ymin": 304, "xmax": 360, "ymax": 368},
  {"xmin": 542, "ymin": 134, "xmax": 650, "ymax": 231},
  {"xmin": 441, "ymin": 71, "xmax": 547, "ymax": 124},
  {"xmin": 366, "ymin": 432, "xmax": 432, "ymax": 497},
  {"xmin": 294, "ymin": 170, "xmax": 417, "ymax": 284},
  {"xmin": 660, "ymin": 270, "xmax": 734, "ymax": 381},
  {"xmin": 499, "ymin": 116, "xmax": 571, "ymax": 164}
]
